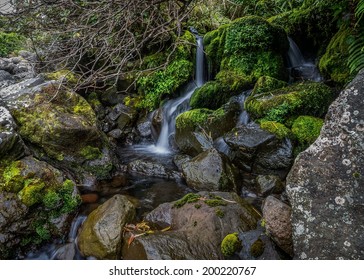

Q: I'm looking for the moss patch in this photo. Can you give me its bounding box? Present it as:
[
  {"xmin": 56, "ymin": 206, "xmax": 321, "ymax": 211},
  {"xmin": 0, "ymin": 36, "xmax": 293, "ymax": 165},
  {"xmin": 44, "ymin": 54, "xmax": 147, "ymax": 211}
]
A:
[
  {"xmin": 221, "ymin": 232, "xmax": 241, "ymax": 257},
  {"xmin": 292, "ymin": 115, "xmax": 324, "ymax": 150},
  {"xmin": 173, "ymin": 193, "xmax": 201, "ymax": 208},
  {"xmin": 44, "ymin": 70, "xmax": 79, "ymax": 85},
  {"xmin": 190, "ymin": 81, "xmax": 230, "ymax": 110},
  {"xmin": 250, "ymin": 238, "xmax": 265, "ymax": 258},
  {"xmin": 259, "ymin": 121, "xmax": 293, "ymax": 140},
  {"xmin": 175, "ymin": 109, "xmax": 212, "ymax": 130},
  {"xmin": 79, "ymin": 146, "xmax": 102, "ymax": 160},
  {"xmin": 252, "ymin": 76, "xmax": 287, "ymax": 95}
]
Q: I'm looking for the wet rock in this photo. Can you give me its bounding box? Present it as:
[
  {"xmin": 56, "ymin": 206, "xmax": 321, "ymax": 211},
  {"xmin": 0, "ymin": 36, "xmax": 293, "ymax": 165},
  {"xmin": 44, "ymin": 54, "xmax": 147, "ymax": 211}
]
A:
[
  {"xmin": 181, "ymin": 148, "xmax": 240, "ymax": 192},
  {"xmin": 286, "ymin": 70, "xmax": 364, "ymax": 260},
  {"xmin": 122, "ymin": 191, "xmax": 260, "ymax": 260},
  {"xmin": 224, "ymin": 123, "xmax": 293, "ymax": 178},
  {"xmin": 136, "ymin": 114, "xmax": 152, "ymax": 138},
  {"xmin": 0, "ymin": 70, "xmax": 15, "ymax": 88},
  {"xmin": 262, "ymin": 196, "xmax": 293, "ymax": 256},
  {"xmin": 238, "ymin": 227, "xmax": 281, "ymax": 260},
  {"xmin": 0, "ymin": 56, "xmax": 35, "ymax": 81},
  {"xmin": 105, "ymin": 103, "xmax": 138, "ymax": 140},
  {"xmin": 108, "ymin": 128, "xmax": 123, "ymax": 139},
  {"xmin": 0, "ymin": 106, "xmax": 27, "ymax": 160},
  {"xmin": 173, "ymin": 154, "xmax": 192, "ymax": 171},
  {"xmin": 255, "ymin": 175, "xmax": 285, "ymax": 197},
  {"xmin": 78, "ymin": 195, "xmax": 136, "ymax": 259},
  {"xmin": 127, "ymin": 160, "xmax": 181, "ymax": 180},
  {"xmin": 151, "ymin": 108, "xmax": 163, "ymax": 139}
]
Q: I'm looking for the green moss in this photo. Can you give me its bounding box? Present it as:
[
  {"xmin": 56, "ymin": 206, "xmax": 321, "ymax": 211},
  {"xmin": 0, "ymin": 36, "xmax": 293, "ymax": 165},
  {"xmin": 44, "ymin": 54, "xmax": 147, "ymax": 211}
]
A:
[
  {"xmin": 319, "ymin": 26, "xmax": 353, "ymax": 86},
  {"xmin": 79, "ymin": 146, "xmax": 102, "ymax": 160},
  {"xmin": 221, "ymin": 232, "xmax": 241, "ymax": 257},
  {"xmin": 83, "ymin": 162, "xmax": 113, "ymax": 180},
  {"xmin": 175, "ymin": 109, "xmax": 212, "ymax": 130},
  {"xmin": 58, "ymin": 179, "xmax": 81, "ymax": 214},
  {"xmin": 245, "ymin": 82, "xmax": 333, "ymax": 122},
  {"xmin": 71, "ymin": 93, "xmax": 97, "ymax": 123},
  {"xmin": 215, "ymin": 207, "xmax": 225, "ymax": 218},
  {"xmin": 0, "ymin": 32, "xmax": 24, "ymax": 56},
  {"xmin": 87, "ymin": 92, "xmax": 102, "ymax": 109},
  {"xmin": 44, "ymin": 70, "xmax": 78, "ymax": 84},
  {"xmin": 250, "ymin": 238, "xmax": 265, "ymax": 258},
  {"xmin": 137, "ymin": 59, "xmax": 193, "ymax": 110},
  {"xmin": 2, "ymin": 161, "xmax": 23, "ymax": 192},
  {"xmin": 35, "ymin": 224, "xmax": 51, "ymax": 242},
  {"xmin": 190, "ymin": 81, "xmax": 230, "ymax": 110},
  {"xmin": 19, "ymin": 178, "xmax": 46, "ymax": 206},
  {"xmin": 173, "ymin": 193, "xmax": 201, "ymax": 208},
  {"xmin": 204, "ymin": 197, "xmax": 228, "ymax": 207},
  {"xmin": 252, "ymin": 76, "xmax": 287, "ymax": 95},
  {"xmin": 215, "ymin": 70, "xmax": 252, "ymax": 92},
  {"xmin": 259, "ymin": 121, "xmax": 293, "ymax": 139},
  {"xmin": 194, "ymin": 203, "xmax": 201, "ymax": 209},
  {"xmin": 292, "ymin": 115, "xmax": 324, "ymax": 147},
  {"xmin": 42, "ymin": 190, "xmax": 62, "ymax": 209}
]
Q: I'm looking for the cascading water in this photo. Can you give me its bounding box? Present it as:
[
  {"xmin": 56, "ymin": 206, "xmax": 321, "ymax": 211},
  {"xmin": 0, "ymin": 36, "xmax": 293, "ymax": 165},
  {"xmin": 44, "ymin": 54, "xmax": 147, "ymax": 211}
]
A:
[
  {"xmin": 287, "ymin": 37, "xmax": 322, "ymax": 82},
  {"xmin": 151, "ymin": 35, "xmax": 206, "ymax": 154}
]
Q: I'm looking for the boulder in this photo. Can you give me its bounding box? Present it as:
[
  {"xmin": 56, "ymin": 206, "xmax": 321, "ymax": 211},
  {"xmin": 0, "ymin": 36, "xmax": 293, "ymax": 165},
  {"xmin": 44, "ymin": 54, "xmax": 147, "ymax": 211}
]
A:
[
  {"xmin": 122, "ymin": 191, "xmax": 260, "ymax": 260},
  {"xmin": 181, "ymin": 148, "xmax": 239, "ymax": 192},
  {"xmin": 1, "ymin": 80, "xmax": 114, "ymax": 179},
  {"xmin": 224, "ymin": 123, "xmax": 293, "ymax": 178},
  {"xmin": 255, "ymin": 175, "xmax": 285, "ymax": 197},
  {"xmin": 78, "ymin": 195, "xmax": 136, "ymax": 259},
  {"xmin": 0, "ymin": 106, "xmax": 27, "ymax": 160},
  {"xmin": 127, "ymin": 160, "xmax": 181, "ymax": 180},
  {"xmin": 0, "ymin": 70, "xmax": 15, "ymax": 88},
  {"xmin": 286, "ymin": 70, "xmax": 364, "ymax": 259},
  {"xmin": 262, "ymin": 196, "xmax": 293, "ymax": 256}
]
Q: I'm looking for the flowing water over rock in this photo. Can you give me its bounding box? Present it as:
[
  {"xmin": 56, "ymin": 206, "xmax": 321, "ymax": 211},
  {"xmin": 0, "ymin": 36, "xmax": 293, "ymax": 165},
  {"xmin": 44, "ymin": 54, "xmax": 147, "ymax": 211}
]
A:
[{"xmin": 287, "ymin": 37, "xmax": 322, "ymax": 82}]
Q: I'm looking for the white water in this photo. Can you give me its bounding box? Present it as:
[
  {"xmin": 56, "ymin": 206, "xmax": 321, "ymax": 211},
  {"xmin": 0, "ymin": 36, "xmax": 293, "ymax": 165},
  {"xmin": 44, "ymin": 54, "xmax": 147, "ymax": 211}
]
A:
[
  {"xmin": 150, "ymin": 36, "xmax": 206, "ymax": 154},
  {"xmin": 287, "ymin": 37, "xmax": 322, "ymax": 82}
]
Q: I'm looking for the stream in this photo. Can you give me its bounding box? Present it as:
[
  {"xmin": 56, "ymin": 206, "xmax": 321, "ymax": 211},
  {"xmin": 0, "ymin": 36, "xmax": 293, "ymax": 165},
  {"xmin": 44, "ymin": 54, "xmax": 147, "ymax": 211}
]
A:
[{"xmin": 25, "ymin": 35, "xmax": 321, "ymax": 260}]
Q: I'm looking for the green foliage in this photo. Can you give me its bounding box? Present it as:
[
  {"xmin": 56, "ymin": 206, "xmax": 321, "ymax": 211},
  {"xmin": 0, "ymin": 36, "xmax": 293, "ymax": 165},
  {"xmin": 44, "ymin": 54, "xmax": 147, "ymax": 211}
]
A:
[
  {"xmin": 58, "ymin": 179, "xmax": 81, "ymax": 214},
  {"xmin": 348, "ymin": 0, "xmax": 364, "ymax": 74},
  {"xmin": 137, "ymin": 59, "xmax": 193, "ymax": 110},
  {"xmin": 173, "ymin": 193, "xmax": 201, "ymax": 208},
  {"xmin": 19, "ymin": 179, "xmax": 46, "ymax": 206},
  {"xmin": 0, "ymin": 32, "xmax": 24, "ymax": 57},
  {"xmin": 221, "ymin": 232, "xmax": 241, "ymax": 257},
  {"xmin": 245, "ymin": 82, "xmax": 333, "ymax": 123},
  {"xmin": 35, "ymin": 224, "xmax": 51, "ymax": 242},
  {"xmin": 2, "ymin": 161, "xmax": 23, "ymax": 192},
  {"xmin": 42, "ymin": 190, "xmax": 62, "ymax": 209},
  {"xmin": 259, "ymin": 121, "xmax": 293, "ymax": 139},
  {"xmin": 319, "ymin": 26, "xmax": 353, "ymax": 85},
  {"xmin": 291, "ymin": 115, "xmax": 324, "ymax": 148}
]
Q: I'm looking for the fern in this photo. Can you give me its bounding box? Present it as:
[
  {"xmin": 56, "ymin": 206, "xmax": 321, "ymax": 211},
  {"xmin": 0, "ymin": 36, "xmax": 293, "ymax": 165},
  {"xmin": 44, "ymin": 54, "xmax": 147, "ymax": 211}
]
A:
[{"xmin": 348, "ymin": 0, "xmax": 364, "ymax": 74}]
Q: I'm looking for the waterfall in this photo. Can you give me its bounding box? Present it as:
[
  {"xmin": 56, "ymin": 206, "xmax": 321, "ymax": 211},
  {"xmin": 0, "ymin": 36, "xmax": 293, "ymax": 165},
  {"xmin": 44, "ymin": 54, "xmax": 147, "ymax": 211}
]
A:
[
  {"xmin": 287, "ymin": 37, "xmax": 322, "ymax": 82},
  {"xmin": 151, "ymin": 35, "xmax": 206, "ymax": 154}
]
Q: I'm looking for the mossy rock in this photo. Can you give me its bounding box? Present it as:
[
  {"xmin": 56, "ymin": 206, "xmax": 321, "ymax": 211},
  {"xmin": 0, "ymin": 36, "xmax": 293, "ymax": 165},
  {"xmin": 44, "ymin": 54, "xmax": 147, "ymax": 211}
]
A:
[
  {"xmin": 259, "ymin": 121, "xmax": 293, "ymax": 140},
  {"xmin": 190, "ymin": 81, "xmax": 230, "ymax": 110},
  {"xmin": 44, "ymin": 70, "xmax": 79, "ymax": 85},
  {"xmin": 252, "ymin": 76, "xmax": 287, "ymax": 95},
  {"xmin": 292, "ymin": 115, "xmax": 324, "ymax": 150},
  {"xmin": 204, "ymin": 16, "xmax": 289, "ymax": 90},
  {"xmin": 221, "ymin": 232, "xmax": 241, "ymax": 257},
  {"xmin": 245, "ymin": 81, "xmax": 333, "ymax": 123},
  {"xmin": 250, "ymin": 238, "xmax": 265, "ymax": 258},
  {"xmin": 319, "ymin": 26, "xmax": 353, "ymax": 86}
]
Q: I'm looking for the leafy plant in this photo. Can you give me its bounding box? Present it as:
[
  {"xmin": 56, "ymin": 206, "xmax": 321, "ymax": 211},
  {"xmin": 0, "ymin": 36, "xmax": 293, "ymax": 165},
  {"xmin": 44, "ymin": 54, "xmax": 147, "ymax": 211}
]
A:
[
  {"xmin": 348, "ymin": 0, "xmax": 364, "ymax": 74},
  {"xmin": 0, "ymin": 32, "xmax": 24, "ymax": 56}
]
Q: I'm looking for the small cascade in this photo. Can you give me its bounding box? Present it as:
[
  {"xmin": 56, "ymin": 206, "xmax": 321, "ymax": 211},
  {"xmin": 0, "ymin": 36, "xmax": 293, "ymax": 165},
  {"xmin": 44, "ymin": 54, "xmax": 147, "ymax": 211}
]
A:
[
  {"xmin": 287, "ymin": 37, "xmax": 322, "ymax": 82},
  {"xmin": 151, "ymin": 35, "xmax": 206, "ymax": 153}
]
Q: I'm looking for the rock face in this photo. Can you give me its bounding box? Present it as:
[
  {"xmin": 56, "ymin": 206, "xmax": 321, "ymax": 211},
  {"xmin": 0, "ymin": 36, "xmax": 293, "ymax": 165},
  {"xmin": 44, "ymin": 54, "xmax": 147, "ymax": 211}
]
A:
[
  {"xmin": 224, "ymin": 123, "xmax": 293, "ymax": 178},
  {"xmin": 262, "ymin": 196, "xmax": 293, "ymax": 256},
  {"xmin": 181, "ymin": 148, "xmax": 239, "ymax": 192},
  {"xmin": 127, "ymin": 160, "xmax": 181, "ymax": 180},
  {"xmin": 122, "ymin": 192, "xmax": 260, "ymax": 260},
  {"xmin": 78, "ymin": 195, "xmax": 136, "ymax": 259},
  {"xmin": 286, "ymin": 70, "xmax": 364, "ymax": 259}
]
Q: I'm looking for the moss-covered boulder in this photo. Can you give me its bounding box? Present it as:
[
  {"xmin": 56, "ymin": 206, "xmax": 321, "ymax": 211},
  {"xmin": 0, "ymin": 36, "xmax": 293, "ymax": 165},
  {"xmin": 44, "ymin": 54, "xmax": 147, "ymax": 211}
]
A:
[
  {"xmin": 252, "ymin": 76, "xmax": 287, "ymax": 95},
  {"xmin": 221, "ymin": 232, "xmax": 241, "ymax": 257},
  {"xmin": 190, "ymin": 81, "xmax": 230, "ymax": 110},
  {"xmin": 181, "ymin": 148, "xmax": 240, "ymax": 192},
  {"xmin": 204, "ymin": 16, "xmax": 289, "ymax": 91},
  {"xmin": 78, "ymin": 195, "xmax": 136, "ymax": 259},
  {"xmin": 245, "ymin": 81, "xmax": 333, "ymax": 123},
  {"xmin": 291, "ymin": 115, "xmax": 324, "ymax": 153},
  {"xmin": 0, "ymin": 156, "xmax": 80, "ymax": 259},
  {"xmin": 122, "ymin": 191, "xmax": 260, "ymax": 260},
  {"xmin": 4, "ymin": 82, "xmax": 114, "ymax": 179},
  {"xmin": 319, "ymin": 26, "xmax": 353, "ymax": 86},
  {"xmin": 175, "ymin": 101, "xmax": 240, "ymax": 156}
]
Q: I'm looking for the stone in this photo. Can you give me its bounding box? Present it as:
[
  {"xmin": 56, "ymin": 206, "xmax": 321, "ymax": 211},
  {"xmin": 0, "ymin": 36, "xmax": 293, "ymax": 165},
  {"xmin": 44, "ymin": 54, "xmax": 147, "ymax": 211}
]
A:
[
  {"xmin": 255, "ymin": 175, "xmax": 285, "ymax": 196},
  {"xmin": 122, "ymin": 191, "xmax": 260, "ymax": 260},
  {"xmin": 0, "ymin": 106, "xmax": 27, "ymax": 160},
  {"xmin": 78, "ymin": 195, "xmax": 136, "ymax": 259},
  {"xmin": 0, "ymin": 70, "xmax": 15, "ymax": 88},
  {"xmin": 127, "ymin": 160, "xmax": 181, "ymax": 180},
  {"xmin": 173, "ymin": 154, "xmax": 192, "ymax": 171},
  {"xmin": 136, "ymin": 114, "xmax": 152, "ymax": 138},
  {"xmin": 181, "ymin": 148, "xmax": 239, "ymax": 192},
  {"xmin": 286, "ymin": 70, "xmax": 364, "ymax": 259},
  {"xmin": 224, "ymin": 123, "xmax": 293, "ymax": 178},
  {"xmin": 262, "ymin": 196, "xmax": 293, "ymax": 256}
]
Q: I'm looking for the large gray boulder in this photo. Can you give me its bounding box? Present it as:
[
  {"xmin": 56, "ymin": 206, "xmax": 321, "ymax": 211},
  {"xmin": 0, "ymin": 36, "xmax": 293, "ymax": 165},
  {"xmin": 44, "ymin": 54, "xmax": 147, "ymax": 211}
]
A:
[
  {"xmin": 286, "ymin": 70, "xmax": 364, "ymax": 259},
  {"xmin": 78, "ymin": 195, "xmax": 136, "ymax": 259}
]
